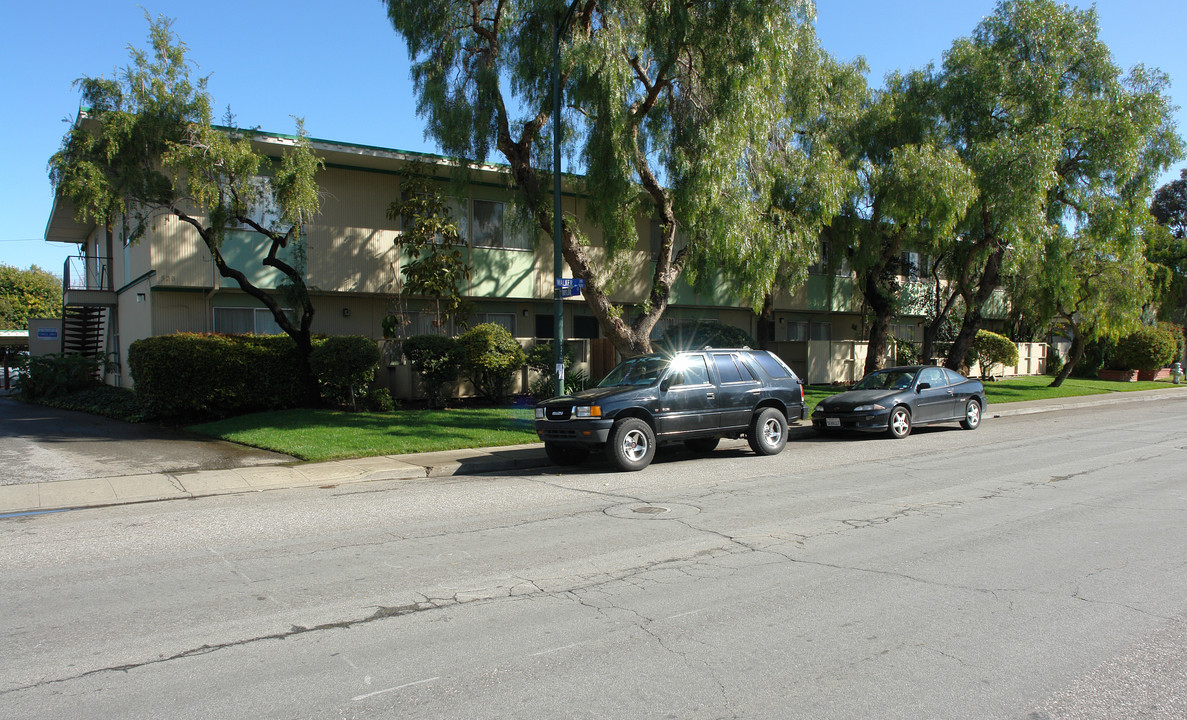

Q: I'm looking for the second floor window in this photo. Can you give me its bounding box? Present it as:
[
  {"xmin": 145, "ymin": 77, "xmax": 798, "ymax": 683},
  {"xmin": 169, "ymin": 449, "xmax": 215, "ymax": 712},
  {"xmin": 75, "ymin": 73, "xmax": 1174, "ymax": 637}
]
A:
[{"xmin": 471, "ymin": 199, "xmax": 532, "ymax": 250}]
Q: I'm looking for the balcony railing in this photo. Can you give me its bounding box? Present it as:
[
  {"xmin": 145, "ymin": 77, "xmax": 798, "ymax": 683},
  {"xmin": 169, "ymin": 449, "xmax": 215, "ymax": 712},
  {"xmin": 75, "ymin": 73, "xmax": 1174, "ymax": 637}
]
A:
[{"xmin": 64, "ymin": 255, "xmax": 112, "ymax": 293}]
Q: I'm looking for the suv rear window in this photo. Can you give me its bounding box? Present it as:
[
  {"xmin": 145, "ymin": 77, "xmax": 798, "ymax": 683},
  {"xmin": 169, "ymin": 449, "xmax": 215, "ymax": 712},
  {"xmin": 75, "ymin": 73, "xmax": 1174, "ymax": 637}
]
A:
[{"xmin": 751, "ymin": 352, "xmax": 792, "ymax": 379}]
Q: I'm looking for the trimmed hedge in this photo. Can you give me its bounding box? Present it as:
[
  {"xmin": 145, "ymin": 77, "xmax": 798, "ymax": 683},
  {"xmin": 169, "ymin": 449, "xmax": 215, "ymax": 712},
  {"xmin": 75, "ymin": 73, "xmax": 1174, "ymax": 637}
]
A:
[
  {"xmin": 310, "ymin": 335, "xmax": 380, "ymax": 411},
  {"xmin": 128, "ymin": 333, "xmax": 310, "ymax": 423},
  {"xmin": 969, "ymin": 330, "xmax": 1019, "ymax": 379},
  {"xmin": 402, "ymin": 334, "xmax": 463, "ymax": 408}
]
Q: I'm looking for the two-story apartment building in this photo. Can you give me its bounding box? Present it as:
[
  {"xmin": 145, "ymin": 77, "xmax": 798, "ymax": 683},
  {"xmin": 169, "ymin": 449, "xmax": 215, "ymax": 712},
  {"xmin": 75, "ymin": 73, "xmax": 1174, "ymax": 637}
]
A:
[{"xmin": 44, "ymin": 128, "xmax": 1016, "ymax": 393}]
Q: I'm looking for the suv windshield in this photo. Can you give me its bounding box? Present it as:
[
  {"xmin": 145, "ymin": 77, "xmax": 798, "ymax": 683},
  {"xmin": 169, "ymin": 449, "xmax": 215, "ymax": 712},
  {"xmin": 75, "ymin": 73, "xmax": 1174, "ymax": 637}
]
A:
[
  {"xmin": 597, "ymin": 356, "xmax": 669, "ymax": 388},
  {"xmin": 854, "ymin": 369, "xmax": 917, "ymax": 391}
]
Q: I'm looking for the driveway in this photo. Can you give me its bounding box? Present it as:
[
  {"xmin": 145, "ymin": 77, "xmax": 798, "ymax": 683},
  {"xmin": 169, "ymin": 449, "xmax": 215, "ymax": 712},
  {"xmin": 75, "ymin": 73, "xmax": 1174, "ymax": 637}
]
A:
[{"xmin": 0, "ymin": 397, "xmax": 293, "ymax": 486}]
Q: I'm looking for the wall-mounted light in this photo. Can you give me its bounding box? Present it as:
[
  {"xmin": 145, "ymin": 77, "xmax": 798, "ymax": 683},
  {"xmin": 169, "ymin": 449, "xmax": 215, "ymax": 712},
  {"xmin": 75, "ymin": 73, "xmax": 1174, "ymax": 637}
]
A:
[
  {"xmin": 342, "ymin": 308, "xmax": 351, "ymax": 318},
  {"xmin": 522, "ymin": 309, "xmax": 529, "ymax": 318},
  {"xmin": 136, "ymin": 293, "xmax": 146, "ymax": 303}
]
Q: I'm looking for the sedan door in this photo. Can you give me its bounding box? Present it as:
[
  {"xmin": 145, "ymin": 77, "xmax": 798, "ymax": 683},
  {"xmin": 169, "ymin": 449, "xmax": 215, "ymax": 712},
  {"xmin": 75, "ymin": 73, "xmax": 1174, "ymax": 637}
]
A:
[{"xmin": 912, "ymin": 367, "xmax": 954, "ymax": 423}]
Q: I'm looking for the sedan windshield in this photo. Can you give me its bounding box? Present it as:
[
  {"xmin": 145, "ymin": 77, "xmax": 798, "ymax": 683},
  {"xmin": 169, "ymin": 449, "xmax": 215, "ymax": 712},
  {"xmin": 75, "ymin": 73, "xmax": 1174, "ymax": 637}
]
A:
[
  {"xmin": 854, "ymin": 369, "xmax": 917, "ymax": 391},
  {"xmin": 597, "ymin": 356, "xmax": 669, "ymax": 388}
]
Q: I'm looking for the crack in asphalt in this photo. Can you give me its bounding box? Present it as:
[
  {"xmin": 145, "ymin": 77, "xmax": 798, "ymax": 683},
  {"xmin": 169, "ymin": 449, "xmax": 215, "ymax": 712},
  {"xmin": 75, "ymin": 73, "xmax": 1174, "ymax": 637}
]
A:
[{"xmin": 10, "ymin": 447, "xmax": 1182, "ymax": 697}]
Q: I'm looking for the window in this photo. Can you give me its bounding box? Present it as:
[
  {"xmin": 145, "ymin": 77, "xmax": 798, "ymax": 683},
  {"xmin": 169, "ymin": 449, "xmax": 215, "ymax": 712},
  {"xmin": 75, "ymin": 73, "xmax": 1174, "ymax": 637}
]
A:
[
  {"xmin": 468, "ymin": 199, "xmax": 531, "ymax": 250},
  {"xmin": 752, "ymin": 352, "xmax": 792, "ymax": 379},
  {"xmin": 670, "ymin": 355, "xmax": 710, "ymax": 386},
  {"xmin": 477, "ymin": 312, "xmax": 516, "ymax": 335},
  {"xmin": 786, "ymin": 321, "xmax": 808, "ymax": 342},
  {"xmin": 943, "ymin": 368, "xmax": 967, "ymax": 385},
  {"xmin": 810, "ymin": 322, "xmax": 831, "ymax": 342},
  {"xmin": 213, "ymin": 307, "xmax": 288, "ymax": 335},
  {"xmin": 901, "ymin": 251, "xmax": 921, "ymax": 281},
  {"xmin": 809, "ymin": 241, "xmax": 851, "ymax": 277},
  {"xmin": 713, "ymin": 354, "xmax": 756, "ymax": 384},
  {"xmin": 918, "ymin": 367, "xmax": 946, "ymax": 387},
  {"xmin": 231, "ymin": 176, "xmax": 281, "ymax": 230}
]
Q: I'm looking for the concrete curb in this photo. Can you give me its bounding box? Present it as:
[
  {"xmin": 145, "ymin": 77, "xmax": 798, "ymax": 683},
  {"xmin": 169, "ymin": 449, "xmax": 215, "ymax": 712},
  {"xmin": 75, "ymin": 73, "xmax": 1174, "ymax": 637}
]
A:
[{"xmin": 2, "ymin": 386, "xmax": 1184, "ymax": 517}]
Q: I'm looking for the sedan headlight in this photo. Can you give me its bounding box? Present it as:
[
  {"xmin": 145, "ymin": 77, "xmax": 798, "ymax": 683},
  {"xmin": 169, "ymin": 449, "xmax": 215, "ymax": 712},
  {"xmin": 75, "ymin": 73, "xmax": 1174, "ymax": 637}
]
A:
[
  {"xmin": 853, "ymin": 403, "xmax": 885, "ymax": 412},
  {"xmin": 574, "ymin": 405, "xmax": 602, "ymax": 418}
]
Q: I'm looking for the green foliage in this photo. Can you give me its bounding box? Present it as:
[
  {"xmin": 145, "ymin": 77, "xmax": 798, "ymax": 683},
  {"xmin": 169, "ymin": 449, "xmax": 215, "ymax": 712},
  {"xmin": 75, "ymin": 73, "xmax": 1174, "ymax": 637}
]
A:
[
  {"xmin": 386, "ymin": 164, "xmax": 473, "ymax": 332},
  {"xmin": 895, "ymin": 339, "xmax": 920, "ymax": 366},
  {"xmin": 35, "ymin": 385, "xmax": 148, "ymax": 423},
  {"xmin": 1111, "ymin": 325, "xmax": 1179, "ymax": 371},
  {"xmin": 1157, "ymin": 321, "xmax": 1185, "ymax": 363},
  {"xmin": 1045, "ymin": 348, "xmax": 1065, "ymax": 378},
  {"xmin": 384, "ymin": 0, "xmax": 824, "ymax": 354},
  {"xmin": 0, "ymin": 264, "xmax": 63, "ymax": 329},
  {"xmin": 366, "ymin": 386, "xmax": 396, "ymax": 413},
  {"xmin": 50, "ymin": 16, "xmax": 325, "ymax": 400},
  {"xmin": 458, "ymin": 323, "xmax": 526, "ymax": 403},
  {"xmin": 968, "ymin": 330, "xmax": 1019, "ymax": 380},
  {"xmin": 525, "ymin": 341, "xmax": 589, "ymax": 400},
  {"xmin": 17, "ymin": 354, "xmax": 102, "ymax": 400},
  {"xmin": 127, "ymin": 333, "xmax": 310, "ymax": 422},
  {"xmin": 939, "ymin": 0, "xmax": 1183, "ymax": 369},
  {"xmin": 309, "ymin": 336, "xmax": 381, "ymax": 411},
  {"xmin": 654, "ymin": 322, "xmax": 757, "ymax": 353},
  {"xmin": 401, "ymin": 334, "xmax": 463, "ymax": 408}
]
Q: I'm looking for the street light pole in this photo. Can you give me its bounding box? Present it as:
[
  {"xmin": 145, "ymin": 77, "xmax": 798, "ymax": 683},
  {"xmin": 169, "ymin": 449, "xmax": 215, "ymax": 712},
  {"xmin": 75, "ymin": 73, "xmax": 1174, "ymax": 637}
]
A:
[{"xmin": 552, "ymin": 0, "xmax": 580, "ymax": 397}]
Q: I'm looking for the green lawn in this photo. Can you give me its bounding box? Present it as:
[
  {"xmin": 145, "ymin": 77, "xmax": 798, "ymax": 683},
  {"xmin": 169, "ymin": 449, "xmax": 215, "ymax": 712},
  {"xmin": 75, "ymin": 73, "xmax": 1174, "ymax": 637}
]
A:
[
  {"xmin": 189, "ymin": 376, "xmax": 1183, "ymax": 462},
  {"xmin": 188, "ymin": 406, "xmax": 537, "ymax": 462}
]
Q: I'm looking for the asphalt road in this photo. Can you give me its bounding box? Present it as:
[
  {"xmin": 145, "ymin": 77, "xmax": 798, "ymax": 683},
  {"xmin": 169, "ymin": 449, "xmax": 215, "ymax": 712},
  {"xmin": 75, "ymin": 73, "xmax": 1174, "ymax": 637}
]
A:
[
  {"xmin": 0, "ymin": 397, "xmax": 292, "ymax": 485},
  {"xmin": 1, "ymin": 398, "xmax": 1185, "ymax": 719}
]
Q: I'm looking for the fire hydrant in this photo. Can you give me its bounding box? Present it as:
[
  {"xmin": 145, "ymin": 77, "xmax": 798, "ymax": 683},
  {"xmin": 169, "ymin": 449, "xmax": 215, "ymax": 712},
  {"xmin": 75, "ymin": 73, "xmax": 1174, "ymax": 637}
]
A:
[{"xmin": 1174, "ymin": 362, "xmax": 1183, "ymax": 384}]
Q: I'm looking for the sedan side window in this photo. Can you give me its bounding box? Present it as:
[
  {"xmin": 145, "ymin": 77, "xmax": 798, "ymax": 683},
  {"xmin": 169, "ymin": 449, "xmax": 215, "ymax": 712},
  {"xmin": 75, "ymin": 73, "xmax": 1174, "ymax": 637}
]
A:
[{"xmin": 919, "ymin": 367, "xmax": 945, "ymax": 388}]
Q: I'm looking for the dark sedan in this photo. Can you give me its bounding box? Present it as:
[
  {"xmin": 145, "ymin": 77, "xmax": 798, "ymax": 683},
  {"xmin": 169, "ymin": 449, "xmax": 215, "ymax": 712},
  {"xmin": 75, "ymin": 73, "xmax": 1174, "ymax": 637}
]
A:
[{"xmin": 811, "ymin": 365, "xmax": 987, "ymax": 439}]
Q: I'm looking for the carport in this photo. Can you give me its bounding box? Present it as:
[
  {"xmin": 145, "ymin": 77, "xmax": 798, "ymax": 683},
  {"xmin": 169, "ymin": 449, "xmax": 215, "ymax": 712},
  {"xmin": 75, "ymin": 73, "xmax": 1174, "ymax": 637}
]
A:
[{"xmin": 1, "ymin": 330, "xmax": 29, "ymax": 391}]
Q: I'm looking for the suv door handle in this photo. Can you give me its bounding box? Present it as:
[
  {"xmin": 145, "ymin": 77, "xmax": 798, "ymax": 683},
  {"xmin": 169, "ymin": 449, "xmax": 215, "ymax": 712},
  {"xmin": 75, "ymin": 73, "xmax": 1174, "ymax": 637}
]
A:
[{"xmin": 706, "ymin": 392, "xmax": 715, "ymax": 400}]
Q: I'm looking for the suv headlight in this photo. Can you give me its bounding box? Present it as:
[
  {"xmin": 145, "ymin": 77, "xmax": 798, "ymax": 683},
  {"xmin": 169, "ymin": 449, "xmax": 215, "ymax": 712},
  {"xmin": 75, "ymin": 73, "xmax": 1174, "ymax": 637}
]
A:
[
  {"xmin": 574, "ymin": 405, "xmax": 602, "ymax": 418},
  {"xmin": 853, "ymin": 403, "xmax": 885, "ymax": 412},
  {"xmin": 535, "ymin": 407, "xmax": 545, "ymax": 420}
]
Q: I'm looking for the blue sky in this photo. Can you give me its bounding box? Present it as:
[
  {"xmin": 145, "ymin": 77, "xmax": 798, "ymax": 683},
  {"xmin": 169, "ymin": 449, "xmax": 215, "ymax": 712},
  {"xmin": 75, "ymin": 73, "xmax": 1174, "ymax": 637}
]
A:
[{"xmin": 3, "ymin": 0, "xmax": 1185, "ymax": 273}]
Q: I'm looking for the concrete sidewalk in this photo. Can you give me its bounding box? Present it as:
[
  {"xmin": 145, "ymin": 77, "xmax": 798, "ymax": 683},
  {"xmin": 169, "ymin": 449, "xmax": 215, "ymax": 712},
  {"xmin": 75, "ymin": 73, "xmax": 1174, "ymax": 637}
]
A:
[{"xmin": 2, "ymin": 387, "xmax": 1184, "ymax": 517}]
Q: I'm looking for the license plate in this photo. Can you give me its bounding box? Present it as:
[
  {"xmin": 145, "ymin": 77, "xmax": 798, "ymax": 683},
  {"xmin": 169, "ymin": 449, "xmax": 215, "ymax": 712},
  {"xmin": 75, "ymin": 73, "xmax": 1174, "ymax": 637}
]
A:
[{"xmin": 826, "ymin": 417, "xmax": 841, "ymax": 428}]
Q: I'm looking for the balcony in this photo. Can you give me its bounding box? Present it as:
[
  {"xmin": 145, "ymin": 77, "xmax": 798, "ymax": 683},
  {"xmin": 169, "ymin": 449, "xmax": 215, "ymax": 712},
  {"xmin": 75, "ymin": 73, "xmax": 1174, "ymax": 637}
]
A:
[{"xmin": 63, "ymin": 255, "xmax": 116, "ymax": 307}]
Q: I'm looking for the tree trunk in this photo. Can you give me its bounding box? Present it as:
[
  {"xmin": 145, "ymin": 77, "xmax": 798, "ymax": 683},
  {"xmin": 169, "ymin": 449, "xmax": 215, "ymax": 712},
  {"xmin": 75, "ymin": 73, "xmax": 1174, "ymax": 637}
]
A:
[
  {"xmin": 862, "ymin": 273, "xmax": 896, "ymax": 376},
  {"xmin": 944, "ymin": 244, "xmax": 1005, "ymax": 372},
  {"xmin": 756, "ymin": 293, "xmax": 776, "ymax": 350},
  {"xmin": 1049, "ymin": 315, "xmax": 1083, "ymax": 388}
]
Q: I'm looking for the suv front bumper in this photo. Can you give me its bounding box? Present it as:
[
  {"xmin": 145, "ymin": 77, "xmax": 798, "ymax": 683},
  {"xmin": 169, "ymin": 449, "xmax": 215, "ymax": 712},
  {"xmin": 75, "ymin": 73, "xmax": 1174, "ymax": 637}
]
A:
[{"xmin": 535, "ymin": 418, "xmax": 614, "ymax": 445}]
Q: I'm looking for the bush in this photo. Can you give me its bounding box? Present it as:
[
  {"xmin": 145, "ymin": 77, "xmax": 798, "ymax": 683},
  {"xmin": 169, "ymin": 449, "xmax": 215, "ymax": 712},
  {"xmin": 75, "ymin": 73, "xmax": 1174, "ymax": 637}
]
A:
[
  {"xmin": 895, "ymin": 339, "xmax": 920, "ymax": 366},
  {"xmin": 128, "ymin": 333, "xmax": 310, "ymax": 423},
  {"xmin": 525, "ymin": 340, "xmax": 590, "ymax": 400},
  {"xmin": 37, "ymin": 385, "xmax": 147, "ymax": 422},
  {"xmin": 968, "ymin": 330, "xmax": 1018, "ymax": 380},
  {"xmin": 459, "ymin": 323, "xmax": 526, "ymax": 403},
  {"xmin": 655, "ymin": 321, "xmax": 756, "ymax": 353},
  {"xmin": 366, "ymin": 386, "xmax": 395, "ymax": 412},
  {"xmin": 1110, "ymin": 325, "xmax": 1178, "ymax": 372},
  {"xmin": 401, "ymin": 334, "xmax": 463, "ymax": 408},
  {"xmin": 17, "ymin": 353, "xmax": 103, "ymax": 400},
  {"xmin": 310, "ymin": 335, "xmax": 381, "ymax": 411},
  {"xmin": 1045, "ymin": 348, "xmax": 1065, "ymax": 377},
  {"xmin": 1157, "ymin": 321, "xmax": 1185, "ymax": 365}
]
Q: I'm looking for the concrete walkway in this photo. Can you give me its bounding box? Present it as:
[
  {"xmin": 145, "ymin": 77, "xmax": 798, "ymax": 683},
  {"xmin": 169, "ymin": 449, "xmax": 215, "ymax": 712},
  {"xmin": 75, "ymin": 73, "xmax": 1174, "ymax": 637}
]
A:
[{"xmin": 2, "ymin": 387, "xmax": 1183, "ymax": 517}]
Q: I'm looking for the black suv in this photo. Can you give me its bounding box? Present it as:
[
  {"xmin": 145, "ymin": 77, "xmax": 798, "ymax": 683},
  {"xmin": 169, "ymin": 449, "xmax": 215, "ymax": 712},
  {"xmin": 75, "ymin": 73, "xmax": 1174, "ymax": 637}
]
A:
[{"xmin": 535, "ymin": 348, "xmax": 807, "ymax": 471}]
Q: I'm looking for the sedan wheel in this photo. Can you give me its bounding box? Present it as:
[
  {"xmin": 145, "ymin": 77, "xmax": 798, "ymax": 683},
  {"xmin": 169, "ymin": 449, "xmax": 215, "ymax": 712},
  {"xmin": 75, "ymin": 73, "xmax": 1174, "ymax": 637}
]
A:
[
  {"xmin": 960, "ymin": 399, "xmax": 982, "ymax": 430},
  {"xmin": 887, "ymin": 406, "xmax": 912, "ymax": 439},
  {"xmin": 607, "ymin": 418, "xmax": 656, "ymax": 472}
]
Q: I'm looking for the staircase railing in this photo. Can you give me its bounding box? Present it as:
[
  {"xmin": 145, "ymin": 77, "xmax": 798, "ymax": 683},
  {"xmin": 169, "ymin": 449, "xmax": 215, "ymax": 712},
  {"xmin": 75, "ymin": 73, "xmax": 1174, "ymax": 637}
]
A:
[{"xmin": 63, "ymin": 255, "xmax": 112, "ymax": 293}]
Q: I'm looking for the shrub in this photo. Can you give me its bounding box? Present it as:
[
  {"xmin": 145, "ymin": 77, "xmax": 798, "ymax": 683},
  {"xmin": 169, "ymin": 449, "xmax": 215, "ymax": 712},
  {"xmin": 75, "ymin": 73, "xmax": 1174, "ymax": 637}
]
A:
[
  {"xmin": 310, "ymin": 335, "xmax": 381, "ymax": 411},
  {"xmin": 895, "ymin": 339, "xmax": 920, "ymax": 366},
  {"xmin": 459, "ymin": 323, "xmax": 526, "ymax": 403},
  {"xmin": 366, "ymin": 386, "xmax": 395, "ymax": 412},
  {"xmin": 968, "ymin": 330, "xmax": 1018, "ymax": 380},
  {"xmin": 128, "ymin": 333, "xmax": 309, "ymax": 423},
  {"xmin": 655, "ymin": 321, "xmax": 756, "ymax": 353},
  {"xmin": 1157, "ymin": 321, "xmax": 1185, "ymax": 365},
  {"xmin": 401, "ymin": 334, "xmax": 463, "ymax": 408},
  {"xmin": 525, "ymin": 340, "xmax": 590, "ymax": 400},
  {"xmin": 1045, "ymin": 348, "xmax": 1065, "ymax": 377},
  {"xmin": 17, "ymin": 353, "xmax": 103, "ymax": 400},
  {"xmin": 37, "ymin": 385, "xmax": 147, "ymax": 422},
  {"xmin": 1110, "ymin": 325, "xmax": 1178, "ymax": 372}
]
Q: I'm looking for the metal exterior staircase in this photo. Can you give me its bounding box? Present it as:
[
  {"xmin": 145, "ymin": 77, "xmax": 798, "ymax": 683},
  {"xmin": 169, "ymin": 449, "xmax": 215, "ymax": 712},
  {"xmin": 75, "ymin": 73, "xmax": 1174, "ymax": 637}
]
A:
[{"xmin": 62, "ymin": 305, "xmax": 106, "ymax": 357}]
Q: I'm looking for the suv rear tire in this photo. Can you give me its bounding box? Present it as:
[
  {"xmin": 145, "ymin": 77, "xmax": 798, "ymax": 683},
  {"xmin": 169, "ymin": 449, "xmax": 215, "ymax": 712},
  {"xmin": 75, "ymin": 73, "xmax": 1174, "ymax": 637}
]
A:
[{"xmin": 747, "ymin": 407, "xmax": 788, "ymax": 456}]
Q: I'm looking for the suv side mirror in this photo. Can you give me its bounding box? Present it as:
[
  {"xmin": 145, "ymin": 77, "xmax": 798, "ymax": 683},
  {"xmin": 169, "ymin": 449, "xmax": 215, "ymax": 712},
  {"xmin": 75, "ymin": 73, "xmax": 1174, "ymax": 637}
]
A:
[{"xmin": 660, "ymin": 375, "xmax": 674, "ymax": 392}]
